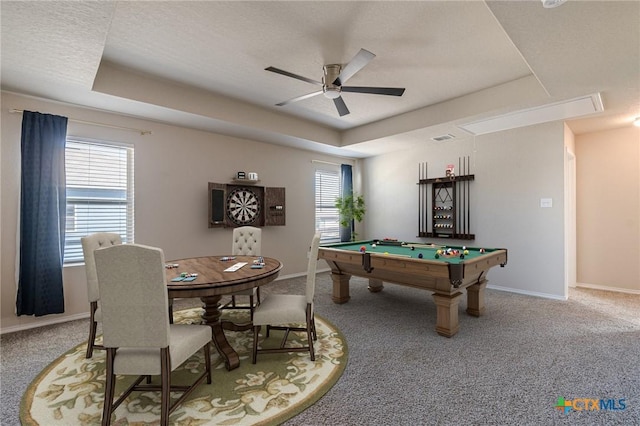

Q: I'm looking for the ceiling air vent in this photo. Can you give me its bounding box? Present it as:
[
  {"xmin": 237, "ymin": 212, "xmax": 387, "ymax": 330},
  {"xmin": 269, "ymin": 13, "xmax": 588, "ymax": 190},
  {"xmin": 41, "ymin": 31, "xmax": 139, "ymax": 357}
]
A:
[{"xmin": 431, "ymin": 134, "xmax": 456, "ymax": 142}]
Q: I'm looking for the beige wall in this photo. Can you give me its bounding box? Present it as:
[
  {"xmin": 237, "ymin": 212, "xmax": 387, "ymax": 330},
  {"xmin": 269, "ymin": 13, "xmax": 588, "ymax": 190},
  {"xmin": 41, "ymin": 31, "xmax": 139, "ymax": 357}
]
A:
[
  {"xmin": 0, "ymin": 92, "xmax": 353, "ymax": 332},
  {"xmin": 576, "ymin": 126, "xmax": 640, "ymax": 292},
  {"xmin": 361, "ymin": 123, "xmax": 568, "ymax": 298}
]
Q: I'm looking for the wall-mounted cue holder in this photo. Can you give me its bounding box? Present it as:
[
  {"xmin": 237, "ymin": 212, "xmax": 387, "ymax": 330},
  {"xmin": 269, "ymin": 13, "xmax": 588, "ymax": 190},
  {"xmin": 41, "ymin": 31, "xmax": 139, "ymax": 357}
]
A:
[{"xmin": 417, "ymin": 157, "xmax": 475, "ymax": 240}]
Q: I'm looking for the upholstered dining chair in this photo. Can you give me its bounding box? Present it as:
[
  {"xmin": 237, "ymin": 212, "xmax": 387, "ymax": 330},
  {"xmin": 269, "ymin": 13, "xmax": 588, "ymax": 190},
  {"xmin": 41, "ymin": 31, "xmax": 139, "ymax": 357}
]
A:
[
  {"xmin": 80, "ymin": 232, "xmax": 122, "ymax": 358},
  {"xmin": 94, "ymin": 243, "xmax": 212, "ymax": 426},
  {"xmin": 252, "ymin": 233, "xmax": 321, "ymax": 363},
  {"xmin": 222, "ymin": 226, "xmax": 262, "ymax": 318}
]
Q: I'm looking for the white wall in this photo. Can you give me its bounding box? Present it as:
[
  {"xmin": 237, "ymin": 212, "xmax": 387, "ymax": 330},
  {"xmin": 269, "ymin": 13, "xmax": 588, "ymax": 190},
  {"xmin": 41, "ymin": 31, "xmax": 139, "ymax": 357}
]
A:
[
  {"xmin": 361, "ymin": 123, "xmax": 567, "ymax": 299},
  {"xmin": 576, "ymin": 126, "xmax": 640, "ymax": 292},
  {"xmin": 0, "ymin": 92, "xmax": 353, "ymax": 332}
]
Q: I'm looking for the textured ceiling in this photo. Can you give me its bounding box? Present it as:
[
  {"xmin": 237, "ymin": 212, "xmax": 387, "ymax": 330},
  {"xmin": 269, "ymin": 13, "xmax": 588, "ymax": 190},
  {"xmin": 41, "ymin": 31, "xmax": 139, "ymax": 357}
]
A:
[{"xmin": 2, "ymin": 1, "xmax": 639, "ymax": 158}]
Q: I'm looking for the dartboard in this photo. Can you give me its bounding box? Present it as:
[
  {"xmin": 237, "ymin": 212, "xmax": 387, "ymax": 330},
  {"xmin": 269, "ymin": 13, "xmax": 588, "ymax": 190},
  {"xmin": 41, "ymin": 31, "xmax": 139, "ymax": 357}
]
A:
[{"xmin": 226, "ymin": 187, "xmax": 261, "ymax": 225}]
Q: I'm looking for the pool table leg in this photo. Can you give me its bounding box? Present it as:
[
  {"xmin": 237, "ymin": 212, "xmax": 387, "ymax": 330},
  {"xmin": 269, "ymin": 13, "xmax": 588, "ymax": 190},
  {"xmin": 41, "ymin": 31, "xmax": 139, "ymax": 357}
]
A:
[
  {"xmin": 466, "ymin": 279, "xmax": 487, "ymax": 317},
  {"xmin": 432, "ymin": 292, "xmax": 463, "ymax": 337},
  {"xmin": 367, "ymin": 279, "xmax": 384, "ymax": 293},
  {"xmin": 330, "ymin": 272, "xmax": 351, "ymax": 304}
]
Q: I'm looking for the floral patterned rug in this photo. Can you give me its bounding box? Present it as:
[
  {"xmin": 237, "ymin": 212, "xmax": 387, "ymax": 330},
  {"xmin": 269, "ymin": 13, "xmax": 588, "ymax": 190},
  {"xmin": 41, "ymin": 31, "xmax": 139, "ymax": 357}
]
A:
[{"xmin": 20, "ymin": 308, "xmax": 347, "ymax": 425}]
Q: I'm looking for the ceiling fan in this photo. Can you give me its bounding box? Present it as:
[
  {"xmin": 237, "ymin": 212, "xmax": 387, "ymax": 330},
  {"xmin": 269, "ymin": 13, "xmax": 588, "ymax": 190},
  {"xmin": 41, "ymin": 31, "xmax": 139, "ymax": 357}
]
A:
[{"xmin": 265, "ymin": 48, "xmax": 405, "ymax": 117}]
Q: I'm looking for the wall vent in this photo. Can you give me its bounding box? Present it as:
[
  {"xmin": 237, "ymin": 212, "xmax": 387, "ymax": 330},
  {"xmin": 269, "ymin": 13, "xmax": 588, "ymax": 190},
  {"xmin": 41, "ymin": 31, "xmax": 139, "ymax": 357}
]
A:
[{"xmin": 431, "ymin": 134, "xmax": 456, "ymax": 142}]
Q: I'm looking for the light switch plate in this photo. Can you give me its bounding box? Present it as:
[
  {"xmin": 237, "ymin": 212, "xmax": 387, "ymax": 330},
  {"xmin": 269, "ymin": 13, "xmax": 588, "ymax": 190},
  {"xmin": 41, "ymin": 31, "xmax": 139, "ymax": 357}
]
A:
[{"xmin": 540, "ymin": 198, "xmax": 553, "ymax": 208}]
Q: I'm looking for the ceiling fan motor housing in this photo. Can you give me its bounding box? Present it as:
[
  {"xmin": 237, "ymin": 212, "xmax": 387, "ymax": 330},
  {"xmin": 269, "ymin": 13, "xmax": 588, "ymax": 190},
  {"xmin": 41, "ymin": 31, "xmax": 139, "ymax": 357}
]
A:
[{"xmin": 322, "ymin": 64, "xmax": 342, "ymax": 99}]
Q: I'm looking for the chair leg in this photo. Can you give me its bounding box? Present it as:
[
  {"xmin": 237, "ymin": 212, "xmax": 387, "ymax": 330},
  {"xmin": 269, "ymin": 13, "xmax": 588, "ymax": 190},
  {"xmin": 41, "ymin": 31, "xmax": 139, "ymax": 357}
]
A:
[
  {"xmin": 311, "ymin": 315, "xmax": 318, "ymax": 341},
  {"xmin": 249, "ymin": 295, "xmax": 255, "ymax": 321},
  {"xmin": 87, "ymin": 302, "xmax": 98, "ymax": 358},
  {"xmin": 306, "ymin": 317, "xmax": 315, "ymax": 362},
  {"xmin": 231, "ymin": 295, "xmax": 237, "ymax": 307},
  {"xmin": 256, "ymin": 287, "xmax": 261, "ymax": 305},
  {"xmin": 87, "ymin": 321, "xmax": 97, "ymax": 358},
  {"xmin": 160, "ymin": 348, "xmax": 171, "ymax": 426},
  {"xmin": 168, "ymin": 299, "xmax": 174, "ymax": 324},
  {"xmin": 102, "ymin": 348, "xmax": 117, "ymax": 426},
  {"xmin": 252, "ymin": 325, "xmax": 260, "ymax": 364},
  {"xmin": 204, "ymin": 343, "xmax": 212, "ymax": 384}
]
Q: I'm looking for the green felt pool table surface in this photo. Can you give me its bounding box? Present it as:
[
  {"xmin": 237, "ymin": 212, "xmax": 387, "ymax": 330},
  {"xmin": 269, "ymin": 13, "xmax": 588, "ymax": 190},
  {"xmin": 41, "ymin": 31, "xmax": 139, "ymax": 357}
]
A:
[{"xmin": 329, "ymin": 240, "xmax": 502, "ymax": 264}]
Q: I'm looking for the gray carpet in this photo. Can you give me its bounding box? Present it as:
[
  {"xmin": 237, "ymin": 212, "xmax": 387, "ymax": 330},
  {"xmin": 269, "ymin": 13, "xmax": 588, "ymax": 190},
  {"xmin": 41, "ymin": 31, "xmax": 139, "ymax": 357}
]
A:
[{"xmin": 2, "ymin": 272, "xmax": 639, "ymax": 425}]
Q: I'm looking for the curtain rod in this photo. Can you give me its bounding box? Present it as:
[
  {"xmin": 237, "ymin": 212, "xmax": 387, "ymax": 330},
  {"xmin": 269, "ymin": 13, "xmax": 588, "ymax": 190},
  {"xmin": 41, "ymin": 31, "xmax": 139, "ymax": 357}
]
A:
[{"xmin": 8, "ymin": 109, "xmax": 152, "ymax": 135}]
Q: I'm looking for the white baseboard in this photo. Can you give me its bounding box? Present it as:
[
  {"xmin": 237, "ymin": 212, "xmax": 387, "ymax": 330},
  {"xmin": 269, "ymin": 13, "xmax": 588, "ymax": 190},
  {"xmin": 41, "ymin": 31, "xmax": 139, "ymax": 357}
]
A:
[
  {"xmin": 574, "ymin": 282, "xmax": 640, "ymax": 295},
  {"xmin": 1, "ymin": 312, "xmax": 90, "ymax": 335},
  {"xmin": 487, "ymin": 284, "xmax": 567, "ymax": 301}
]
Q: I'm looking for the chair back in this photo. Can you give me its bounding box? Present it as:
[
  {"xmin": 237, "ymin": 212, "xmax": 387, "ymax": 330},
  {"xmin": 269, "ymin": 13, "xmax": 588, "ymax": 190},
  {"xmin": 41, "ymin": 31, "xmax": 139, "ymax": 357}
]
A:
[
  {"xmin": 305, "ymin": 233, "xmax": 321, "ymax": 304},
  {"xmin": 81, "ymin": 233, "xmax": 122, "ymax": 303},
  {"xmin": 232, "ymin": 226, "xmax": 262, "ymax": 255},
  {"xmin": 94, "ymin": 244, "xmax": 170, "ymax": 348}
]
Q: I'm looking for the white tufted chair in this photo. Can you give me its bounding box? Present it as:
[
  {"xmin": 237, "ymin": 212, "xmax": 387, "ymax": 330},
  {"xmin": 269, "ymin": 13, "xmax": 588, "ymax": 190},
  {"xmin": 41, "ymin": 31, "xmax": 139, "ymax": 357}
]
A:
[
  {"xmin": 95, "ymin": 244, "xmax": 212, "ymax": 426},
  {"xmin": 252, "ymin": 233, "xmax": 320, "ymax": 363},
  {"xmin": 80, "ymin": 232, "xmax": 122, "ymax": 358},
  {"xmin": 223, "ymin": 226, "xmax": 262, "ymax": 318}
]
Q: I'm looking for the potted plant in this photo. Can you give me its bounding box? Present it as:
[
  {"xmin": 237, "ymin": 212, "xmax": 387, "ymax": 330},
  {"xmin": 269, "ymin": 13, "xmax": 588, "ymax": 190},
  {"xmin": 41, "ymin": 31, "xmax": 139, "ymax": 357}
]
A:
[{"xmin": 335, "ymin": 193, "xmax": 366, "ymax": 241}]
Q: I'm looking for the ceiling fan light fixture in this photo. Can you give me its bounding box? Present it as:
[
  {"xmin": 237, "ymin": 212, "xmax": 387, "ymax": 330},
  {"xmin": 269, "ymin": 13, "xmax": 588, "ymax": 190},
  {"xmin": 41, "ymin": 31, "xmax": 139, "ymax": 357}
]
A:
[
  {"xmin": 542, "ymin": 0, "xmax": 567, "ymax": 8},
  {"xmin": 323, "ymin": 86, "xmax": 342, "ymax": 99}
]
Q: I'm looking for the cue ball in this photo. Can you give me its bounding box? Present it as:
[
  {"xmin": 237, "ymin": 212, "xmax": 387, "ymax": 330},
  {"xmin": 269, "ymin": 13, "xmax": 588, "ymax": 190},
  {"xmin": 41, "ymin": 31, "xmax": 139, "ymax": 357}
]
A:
[
  {"xmin": 372, "ymin": 244, "xmax": 377, "ymax": 248},
  {"xmin": 418, "ymin": 253, "xmax": 423, "ymax": 259}
]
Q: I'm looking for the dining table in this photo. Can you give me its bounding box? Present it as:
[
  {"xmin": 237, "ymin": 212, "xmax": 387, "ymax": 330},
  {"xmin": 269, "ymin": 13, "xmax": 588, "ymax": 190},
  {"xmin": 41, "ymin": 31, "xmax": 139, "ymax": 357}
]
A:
[{"xmin": 165, "ymin": 255, "xmax": 283, "ymax": 370}]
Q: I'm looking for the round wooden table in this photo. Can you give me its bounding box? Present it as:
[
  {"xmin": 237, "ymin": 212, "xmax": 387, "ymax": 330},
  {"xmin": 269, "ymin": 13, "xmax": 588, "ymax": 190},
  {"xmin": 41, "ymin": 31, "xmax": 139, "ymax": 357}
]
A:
[{"xmin": 166, "ymin": 255, "xmax": 282, "ymax": 370}]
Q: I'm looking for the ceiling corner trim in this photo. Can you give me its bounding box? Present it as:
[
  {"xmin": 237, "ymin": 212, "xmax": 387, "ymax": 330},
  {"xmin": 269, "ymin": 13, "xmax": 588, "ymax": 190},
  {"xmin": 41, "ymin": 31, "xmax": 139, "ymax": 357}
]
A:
[{"xmin": 457, "ymin": 93, "xmax": 604, "ymax": 135}]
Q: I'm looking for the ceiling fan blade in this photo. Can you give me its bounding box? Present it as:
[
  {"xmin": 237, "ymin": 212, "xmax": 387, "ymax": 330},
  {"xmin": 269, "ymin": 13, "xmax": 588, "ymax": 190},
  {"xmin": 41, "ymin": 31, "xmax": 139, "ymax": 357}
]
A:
[
  {"xmin": 333, "ymin": 96, "xmax": 350, "ymax": 116},
  {"xmin": 333, "ymin": 48, "xmax": 376, "ymax": 86},
  {"xmin": 265, "ymin": 66, "xmax": 323, "ymax": 86},
  {"xmin": 341, "ymin": 86, "xmax": 406, "ymax": 96},
  {"xmin": 276, "ymin": 90, "xmax": 323, "ymax": 106}
]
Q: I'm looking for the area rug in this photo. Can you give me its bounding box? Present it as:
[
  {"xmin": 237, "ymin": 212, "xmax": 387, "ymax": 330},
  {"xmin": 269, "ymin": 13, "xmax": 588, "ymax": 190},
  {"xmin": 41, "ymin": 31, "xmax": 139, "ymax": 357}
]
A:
[{"xmin": 20, "ymin": 308, "xmax": 347, "ymax": 425}]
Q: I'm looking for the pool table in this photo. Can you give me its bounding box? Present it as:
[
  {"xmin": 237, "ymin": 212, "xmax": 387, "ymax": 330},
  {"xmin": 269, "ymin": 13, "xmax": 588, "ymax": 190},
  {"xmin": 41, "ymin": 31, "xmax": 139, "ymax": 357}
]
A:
[{"xmin": 318, "ymin": 240, "xmax": 507, "ymax": 337}]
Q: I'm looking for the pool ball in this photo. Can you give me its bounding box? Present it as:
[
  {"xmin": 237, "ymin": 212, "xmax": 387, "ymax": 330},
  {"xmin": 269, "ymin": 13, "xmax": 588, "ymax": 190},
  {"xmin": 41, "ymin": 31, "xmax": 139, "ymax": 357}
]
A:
[
  {"xmin": 418, "ymin": 253, "xmax": 423, "ymax": 259},
  {"xmin": 460, "ymin": 254, "xmax": 465, "ymax": 259},
  {"xmin": 372, "ymin": 244, "xmax": 377, "ymax": 248},
  {"xmin": 434, "ymin": 254, "xmax": 439, "ymax": 259},
  {"xmin": 463, "ymin": 250, "xmax": 469, "ymax": 255},
  {"xmin": 479, "ymin": 248, "xmax": 485, "ymax": 253},
  {"xmin": 410, "ymin": 246, "xmax": 415, "ymax": 251},
  {"xmin": 360, "ymin": 246, "xmax": 366, "ymax": 253}
]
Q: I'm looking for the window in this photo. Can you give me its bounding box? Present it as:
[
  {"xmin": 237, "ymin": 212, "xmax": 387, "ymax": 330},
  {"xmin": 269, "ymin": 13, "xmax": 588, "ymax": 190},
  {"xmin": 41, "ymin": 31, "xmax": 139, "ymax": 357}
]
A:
[
  {"xmin": 315, "ymin": 169, "xmax": 340, "ymax": 244},
  {"xmin": 64, "ymin": 138, "xmax": 134, "ymax": 263}
]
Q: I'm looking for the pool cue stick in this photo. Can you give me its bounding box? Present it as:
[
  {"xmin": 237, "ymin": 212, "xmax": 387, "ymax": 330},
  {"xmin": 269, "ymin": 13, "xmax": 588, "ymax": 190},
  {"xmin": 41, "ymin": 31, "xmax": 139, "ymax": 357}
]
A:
[
  {"xmin": 366, "ymin": 251, "xmax": 413, "ymax": 258},
  {"xmin": 462, "ymin": 156, "xmax": 466, "ymax": 237},
  {"xmin": 424, "ymin": 162, "xmax": 428, "ymax": 235},
  {"xmin": 458, "ymin": 156, "xmax": 462, "ymax": 238},
  {"xmin": 419, "ymin": 163, "xmax": 423, "ymax": 235},
  {"xmin": 467, "ymin": 156, "xmax": 471, "ymax": 237},
  {"xmin": 402, "ymin": 243, "xmax": 445, "ymax": 249}
]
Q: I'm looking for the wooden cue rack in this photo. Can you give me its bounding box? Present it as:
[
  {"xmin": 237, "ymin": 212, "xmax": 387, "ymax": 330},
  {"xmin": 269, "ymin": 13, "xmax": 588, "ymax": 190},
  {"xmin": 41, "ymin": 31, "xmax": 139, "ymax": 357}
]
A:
[{"xmin": 417, "ymin": 158, "xmax": 475, "ymax": 240}]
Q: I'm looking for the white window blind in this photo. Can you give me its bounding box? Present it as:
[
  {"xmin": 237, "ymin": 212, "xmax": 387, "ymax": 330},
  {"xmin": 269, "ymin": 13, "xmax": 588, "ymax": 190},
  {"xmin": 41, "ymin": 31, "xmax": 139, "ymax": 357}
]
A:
[
  {"xmin": 315, "ymin": 169, "xmax": 340, "ymax": 244},
  {"xmin": 64, "ymin": 138, "xmax": 134, "ymax": 263}
]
